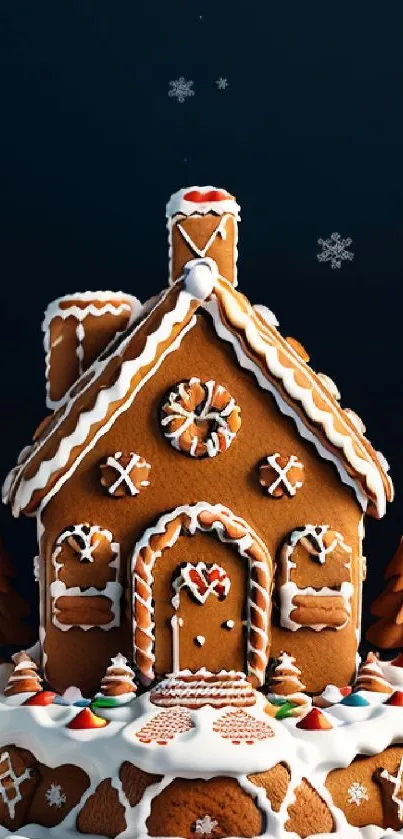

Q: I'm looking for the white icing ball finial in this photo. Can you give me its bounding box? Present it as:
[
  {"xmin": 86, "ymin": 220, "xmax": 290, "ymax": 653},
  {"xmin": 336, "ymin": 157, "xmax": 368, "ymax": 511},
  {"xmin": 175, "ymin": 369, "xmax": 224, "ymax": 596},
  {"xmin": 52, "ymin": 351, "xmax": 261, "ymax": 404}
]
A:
[{"xmin": 183, "ymin": 258, "xmax": 218, "ymax": 300}]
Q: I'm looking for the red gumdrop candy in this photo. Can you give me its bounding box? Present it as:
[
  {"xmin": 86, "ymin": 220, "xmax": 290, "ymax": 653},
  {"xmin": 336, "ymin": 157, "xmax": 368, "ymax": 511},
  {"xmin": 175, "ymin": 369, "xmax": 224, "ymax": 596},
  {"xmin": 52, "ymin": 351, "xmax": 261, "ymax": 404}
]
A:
[
  {"xmin": 392, "ymin": 654, "xmax": 403, "ymax": 668},
  {"xmin": 183, "ymin": 189, "xmax": 233, "ymax": 203},
  {"xmin": 67, "ymin": 708, "xmax": 108, "ymax": 730},
  {"xmin": 296, "ymin": 708, "xmax": 333, "ymax": 731},
  {"xmin": 386, "ymin": 691, "xmax": 403, "ymax": 706},
  {"xmin": 23, "ymin": 691, "xmax": 57, "ymax": 706}
]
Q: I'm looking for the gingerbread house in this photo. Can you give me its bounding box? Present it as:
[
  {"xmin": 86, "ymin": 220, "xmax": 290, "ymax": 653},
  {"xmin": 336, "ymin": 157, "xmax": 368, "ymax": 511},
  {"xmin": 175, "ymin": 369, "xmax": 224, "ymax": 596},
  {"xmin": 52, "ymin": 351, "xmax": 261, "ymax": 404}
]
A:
[{"xmin": 2, "ymin": 186, "xmax": 393, "ymax": 697}]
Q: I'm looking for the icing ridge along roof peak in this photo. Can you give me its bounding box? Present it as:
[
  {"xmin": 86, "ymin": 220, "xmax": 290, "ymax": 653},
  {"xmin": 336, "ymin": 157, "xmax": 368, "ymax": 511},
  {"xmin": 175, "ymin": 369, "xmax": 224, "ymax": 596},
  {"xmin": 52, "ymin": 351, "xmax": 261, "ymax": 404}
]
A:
[{"xmin": 2, "ymin": 217, "xmax": 393, "ymax": 521}]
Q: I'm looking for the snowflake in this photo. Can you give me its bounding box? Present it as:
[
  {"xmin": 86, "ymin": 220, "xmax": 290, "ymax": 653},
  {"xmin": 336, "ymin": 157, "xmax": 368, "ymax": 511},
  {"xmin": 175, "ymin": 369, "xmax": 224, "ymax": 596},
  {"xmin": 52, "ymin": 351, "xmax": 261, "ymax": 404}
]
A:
[
  {"xmin": 168, "ymin": 77, "xmax": 195, "ymax": 104},
  {"xmin": 317, "ymin": 232, "xmax": 354, "ymax": 269},
  {"xmin": 347, "ymin": 781, "xmax": 369, "ymax": 807},
  {"xmin": 216, "ymin": 77, "xmax": 229, "ymax": 90},
  {"xmin": 45, "ymin": 783, "xmax": 67, "ymax": 808},
  {"xmin": 195, "ymin": 814, "xmax": 219, "ymax": 834}
]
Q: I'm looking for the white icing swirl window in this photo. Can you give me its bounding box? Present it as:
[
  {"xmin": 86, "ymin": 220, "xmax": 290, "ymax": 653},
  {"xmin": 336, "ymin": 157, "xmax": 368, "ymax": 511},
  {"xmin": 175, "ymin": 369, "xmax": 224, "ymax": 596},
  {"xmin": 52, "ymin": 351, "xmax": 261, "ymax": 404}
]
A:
[
  {"xmin": 278, "ymin": 525, "xmax": 354, "ymax": 632},
  {"xmin": 160, "ymin": 378, "xmax": 241, "ymax": 458},
  {"xmin": 50, "ymin": 524, "xmax": 122, "ymax": 631}
]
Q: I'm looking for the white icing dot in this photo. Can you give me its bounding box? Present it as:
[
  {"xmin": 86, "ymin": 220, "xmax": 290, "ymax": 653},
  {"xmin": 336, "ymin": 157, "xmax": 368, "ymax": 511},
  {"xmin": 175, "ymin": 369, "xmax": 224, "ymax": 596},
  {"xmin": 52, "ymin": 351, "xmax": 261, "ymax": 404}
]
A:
[
  {"xmin": 253, "ymin": 304, "xmax": 279, "ymax": 327},
  {"xmin": 376, "ymin": 450, "xmax": 390, "ymax": 473},
  {"xmin": 344, "ymin": 408, "xmax": 366, "ymax": 434},
  {"xmin": 317, "ymin": 373, "xmax": 341, "ymax": 401},
  {"xmin": 195, "ymin": 635, "xmax": 205, "ymax": 647},
  {"xmin": 183, "ymin": 258, "xmax": 218, "ymax": 300},
  {"xmin": 222, "ymin": 619, "xmax": 235, "ymax": 630}
]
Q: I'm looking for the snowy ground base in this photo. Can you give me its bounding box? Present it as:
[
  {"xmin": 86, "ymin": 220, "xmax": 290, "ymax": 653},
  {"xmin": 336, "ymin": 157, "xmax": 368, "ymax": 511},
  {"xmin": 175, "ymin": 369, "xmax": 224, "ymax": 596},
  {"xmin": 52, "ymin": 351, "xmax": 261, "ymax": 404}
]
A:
[{"xmin": 1, "ymin": 660, "xmax": 403, "ymax": 838}]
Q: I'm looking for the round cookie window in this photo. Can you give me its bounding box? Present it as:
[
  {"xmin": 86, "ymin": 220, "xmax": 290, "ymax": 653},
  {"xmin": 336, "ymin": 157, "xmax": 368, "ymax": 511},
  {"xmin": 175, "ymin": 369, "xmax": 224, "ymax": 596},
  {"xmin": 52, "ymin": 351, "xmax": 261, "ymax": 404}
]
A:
[{"xmin": 160, "ymin": 377, "xmax": 241, "ymax": 458}]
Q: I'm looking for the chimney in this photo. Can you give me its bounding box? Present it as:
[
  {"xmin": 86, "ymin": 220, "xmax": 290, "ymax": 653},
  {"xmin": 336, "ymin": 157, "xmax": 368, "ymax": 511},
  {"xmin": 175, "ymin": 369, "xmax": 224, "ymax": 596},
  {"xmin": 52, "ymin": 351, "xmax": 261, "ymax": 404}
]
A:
[
  {"xmin": 43, "ymin": 292, "xmax": 141, "ymax": 409},
  {"xmin": 166, "ymin": 186, "xmax": 240, "ymax": 287}
]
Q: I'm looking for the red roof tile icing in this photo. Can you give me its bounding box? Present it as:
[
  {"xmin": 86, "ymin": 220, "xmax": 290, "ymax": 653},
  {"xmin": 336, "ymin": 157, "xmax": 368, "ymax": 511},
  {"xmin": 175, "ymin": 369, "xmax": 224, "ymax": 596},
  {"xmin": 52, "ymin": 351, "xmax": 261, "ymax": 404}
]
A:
[{"xmin": 2, "ymin": 264, "xmax": 393, "ymax": 519}]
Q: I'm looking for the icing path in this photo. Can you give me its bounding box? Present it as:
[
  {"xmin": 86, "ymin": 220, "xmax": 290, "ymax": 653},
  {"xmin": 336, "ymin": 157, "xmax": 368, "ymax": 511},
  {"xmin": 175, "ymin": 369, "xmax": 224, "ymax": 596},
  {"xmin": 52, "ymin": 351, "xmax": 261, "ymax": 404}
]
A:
[{"xmin": 1, "ymin": 681, "xmax": 403, "ymax": 839}]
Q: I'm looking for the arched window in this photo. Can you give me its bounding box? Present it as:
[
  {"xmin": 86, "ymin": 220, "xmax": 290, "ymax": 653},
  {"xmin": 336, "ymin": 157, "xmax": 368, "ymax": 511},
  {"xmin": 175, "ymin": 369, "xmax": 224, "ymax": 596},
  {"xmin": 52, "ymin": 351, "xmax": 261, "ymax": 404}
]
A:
[
  {"xmin": 50, "ymin": 524, "xmax": 122, "ymax": 631},
  {"xmin": 278, "ymin": 525, "xmax": 354, "ymax": 632}
]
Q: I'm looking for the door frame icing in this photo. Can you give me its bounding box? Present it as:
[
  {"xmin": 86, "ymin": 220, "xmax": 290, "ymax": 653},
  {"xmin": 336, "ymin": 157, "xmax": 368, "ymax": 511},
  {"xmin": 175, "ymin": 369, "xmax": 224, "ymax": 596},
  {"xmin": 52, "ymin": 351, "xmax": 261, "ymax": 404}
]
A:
[{"xmin": 131, "ymin": 501, "xmax": 273, "ymax": 686}]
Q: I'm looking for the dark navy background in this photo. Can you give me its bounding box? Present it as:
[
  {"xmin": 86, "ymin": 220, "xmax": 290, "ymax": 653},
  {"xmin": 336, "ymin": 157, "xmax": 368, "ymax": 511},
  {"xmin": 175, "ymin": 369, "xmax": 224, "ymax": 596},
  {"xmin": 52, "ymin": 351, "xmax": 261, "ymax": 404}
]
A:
[{"xmin": 0, "ymin": 1, "xmax": 402, "ymax": 646}]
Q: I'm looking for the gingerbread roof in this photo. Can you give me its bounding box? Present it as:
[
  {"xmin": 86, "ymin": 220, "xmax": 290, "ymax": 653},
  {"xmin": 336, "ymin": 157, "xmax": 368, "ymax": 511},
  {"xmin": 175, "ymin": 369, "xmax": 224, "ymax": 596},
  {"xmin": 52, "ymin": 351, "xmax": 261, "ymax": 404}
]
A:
[{"xmin": 2, "ymin": 259, "xmax": 393, "ymax": 518}]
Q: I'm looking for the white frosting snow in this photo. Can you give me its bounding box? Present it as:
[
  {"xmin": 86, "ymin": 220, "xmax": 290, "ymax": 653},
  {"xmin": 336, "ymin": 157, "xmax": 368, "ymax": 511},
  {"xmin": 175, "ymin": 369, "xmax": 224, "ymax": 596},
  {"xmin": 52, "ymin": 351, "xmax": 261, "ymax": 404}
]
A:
[{"xmin": 0, "ymin": 662, "xmax": 403, "ymax": 839}]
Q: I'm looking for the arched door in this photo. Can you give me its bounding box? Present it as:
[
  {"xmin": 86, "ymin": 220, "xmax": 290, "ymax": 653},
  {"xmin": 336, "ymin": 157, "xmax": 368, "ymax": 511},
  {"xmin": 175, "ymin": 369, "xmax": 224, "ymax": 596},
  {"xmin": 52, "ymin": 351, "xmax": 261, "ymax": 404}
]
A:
[{"xmin": 131, "ymin": 502, "xmax": 273, "ymax": 686}]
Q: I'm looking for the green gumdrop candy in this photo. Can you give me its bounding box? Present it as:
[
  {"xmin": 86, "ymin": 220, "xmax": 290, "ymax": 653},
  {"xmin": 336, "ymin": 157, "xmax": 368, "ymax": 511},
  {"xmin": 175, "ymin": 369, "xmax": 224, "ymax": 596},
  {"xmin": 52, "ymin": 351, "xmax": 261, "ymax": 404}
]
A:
[{"xmin": 275, "ymin": 701, "xmax": 298, "ymax": 720}]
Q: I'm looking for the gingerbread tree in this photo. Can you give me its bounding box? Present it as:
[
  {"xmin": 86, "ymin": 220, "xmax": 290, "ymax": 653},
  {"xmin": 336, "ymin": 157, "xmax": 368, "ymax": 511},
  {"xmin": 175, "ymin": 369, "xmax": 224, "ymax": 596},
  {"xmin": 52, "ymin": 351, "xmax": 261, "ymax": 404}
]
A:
[
  {"xmin": 268, "ymin": 652, "xmax": 306, "ymax": 697},
  {"xmin": 367, "ymin": 538, "xmax": 403, "ymax": 650},
  {"xmin": 0, "ymin": 540, "xmax": 33, "ymax": 646},
  {"xmin": 4, "ymin": 651, "xmax": 43, "ymax": 697},
  {"xmin": 353, "ymin": 652, "xmax": 392, "ymax": 694},
  {"xmin": 99, "ymin": 653, "xmax": 137, "ymax": 698}
]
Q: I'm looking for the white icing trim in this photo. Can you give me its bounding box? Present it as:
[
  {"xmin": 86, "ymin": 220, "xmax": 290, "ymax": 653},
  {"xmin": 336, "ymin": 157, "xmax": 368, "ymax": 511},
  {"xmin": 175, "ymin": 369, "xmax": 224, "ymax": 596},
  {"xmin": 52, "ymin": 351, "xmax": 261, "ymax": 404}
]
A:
[
  {"xmin": 279, "ymin": 526, "xmax": 354, "ymax": 632},
  {"xmin": 5, "ymin": 276, "xmax": 390, "ymax": 521},
  {"xmin": 204, "ymin": 296, "xmax": 370, "ymax": 513},
  {"xmin": 167, "ymin": 189, "xmax": 239, "ymax": 287},
  {"xmin": 42, "ymin": 292, "xmax": 140, "ymax": 411},
  {"xmin": 206, "ymin": 287, "xmax": 388, "ymax": 516},
  {"xmin": 166, "ymin": 186, "xmax": 241, "ymax": 220},
  {"xmin": 161, "ymin": 376, "xmax": 241, "ymax": 458},
  {"xmin": 102, "ymin": 453, "xmax": 150, "ymax": 497},
  {"xmin": 0, "ymin": 750, "xmax": 31, "ymax": 819},
  {"xmin": 132, "ymin": 502, "xmax": 272, "ymax": 685},
  {"xmin": 254, "ymin": 304, "xmax": 279, "ymax": 327},
  {"xmin": 50, "ymin": 526, "xmax": 122, "ymax": 631},
  {"xmin": 12, "ymin": 289, "xmax": 197, "ymax": 515},
  {"xmin": 280, "ymin": 580, "xmax": 354, "ymax": 631},
  {"xmin": 261, "ymin": 453, "xmax": 304, "ymax": 497},
  {"xmin": 171, "ymin": 562, "xmax": 231, "ymax": 607}
]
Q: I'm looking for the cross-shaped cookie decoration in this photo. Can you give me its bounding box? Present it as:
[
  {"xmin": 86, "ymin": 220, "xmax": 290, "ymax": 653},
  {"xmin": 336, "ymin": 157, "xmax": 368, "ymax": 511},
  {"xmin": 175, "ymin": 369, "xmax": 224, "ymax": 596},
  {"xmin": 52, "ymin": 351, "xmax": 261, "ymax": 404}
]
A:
[{"xmin": 100, "ymin": 452, "xmax": 151, "ymax": 497}]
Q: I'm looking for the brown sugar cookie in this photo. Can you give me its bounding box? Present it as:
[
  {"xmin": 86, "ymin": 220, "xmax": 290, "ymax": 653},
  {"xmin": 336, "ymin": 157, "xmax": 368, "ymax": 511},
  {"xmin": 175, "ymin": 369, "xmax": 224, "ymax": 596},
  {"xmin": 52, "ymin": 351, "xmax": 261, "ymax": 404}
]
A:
[
  {"xmin": 285, "ymin": 778, "xmax": 335, "ymax": 837},
  {"xmin": 26, "ymin": 763, "xmax": 90, "ymax": 828},
  {"xmin": 146, "ymin": 776, "xmax": 263, "ymax": 838},
  {"xmin": 76, "ymin": 779, "xmax": 126, "ymax": 838},
  {"xmin": 0, "ymin": 746, "xmax": 39, "ymax": 831},
  {"xmin": 326, "ymin": 745, "xmax": 403, "ymax": 829},
  {"xmin": 259, "ymin": 453, "xmax": 305, "ymax": 498},
  {"xmin": 248, "ymin": 762, "xmax": 291, "ymax": 812},
  {"xmin": 99, "ymin": 452, "xmax": 151, "ymax": 497},
  {"xmin": 119, "ymin": 762, "xmax": 163, "ymax": 808}
]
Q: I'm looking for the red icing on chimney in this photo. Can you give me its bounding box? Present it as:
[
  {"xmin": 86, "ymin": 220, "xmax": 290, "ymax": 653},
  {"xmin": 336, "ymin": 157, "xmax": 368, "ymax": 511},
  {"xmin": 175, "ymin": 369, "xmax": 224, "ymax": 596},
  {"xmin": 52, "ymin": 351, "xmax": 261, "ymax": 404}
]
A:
[{"xmin": 183, "ymin": 189, "xmax": 234, "ymax": 203}]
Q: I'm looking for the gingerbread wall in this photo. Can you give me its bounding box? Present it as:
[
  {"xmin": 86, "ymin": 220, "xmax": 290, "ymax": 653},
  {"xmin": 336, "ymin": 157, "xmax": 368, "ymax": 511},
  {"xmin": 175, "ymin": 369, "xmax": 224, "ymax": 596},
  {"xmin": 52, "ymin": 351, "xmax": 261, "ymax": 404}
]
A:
[{"xmin": 40, "ymin": 312, "xmax": 363, "ymax": 695}]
